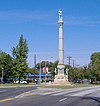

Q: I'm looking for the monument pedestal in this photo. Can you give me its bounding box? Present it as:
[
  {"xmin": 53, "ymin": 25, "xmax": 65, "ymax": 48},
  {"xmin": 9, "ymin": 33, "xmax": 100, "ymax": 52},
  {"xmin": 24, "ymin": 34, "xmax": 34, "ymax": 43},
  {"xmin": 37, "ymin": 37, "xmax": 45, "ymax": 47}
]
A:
[
  {"xmin": 53, "ymin": 75, "xmax": 71, "ymax": 85},
  {"xmin": 53, "ymin": 64, "xmax": 71, "ymax": 85}
]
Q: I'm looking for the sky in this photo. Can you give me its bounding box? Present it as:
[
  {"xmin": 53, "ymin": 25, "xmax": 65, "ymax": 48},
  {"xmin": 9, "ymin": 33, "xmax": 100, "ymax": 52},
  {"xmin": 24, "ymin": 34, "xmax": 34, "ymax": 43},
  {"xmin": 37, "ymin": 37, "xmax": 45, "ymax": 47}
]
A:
[{"xmin": 0, "ymin": 0, "xmax": 100, "ymax": 67}]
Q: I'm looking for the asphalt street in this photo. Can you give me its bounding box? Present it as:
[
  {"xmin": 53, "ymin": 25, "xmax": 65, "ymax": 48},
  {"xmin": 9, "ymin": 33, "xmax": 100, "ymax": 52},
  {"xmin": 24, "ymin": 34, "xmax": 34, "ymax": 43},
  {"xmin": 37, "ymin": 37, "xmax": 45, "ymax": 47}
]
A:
[
  {"xmin": 0, "ymin": 86, "xmax": 100, "ymax": 106},
  {"xmin": 0, "ymin": 86, "xmax": 37, "ymax": 100}
]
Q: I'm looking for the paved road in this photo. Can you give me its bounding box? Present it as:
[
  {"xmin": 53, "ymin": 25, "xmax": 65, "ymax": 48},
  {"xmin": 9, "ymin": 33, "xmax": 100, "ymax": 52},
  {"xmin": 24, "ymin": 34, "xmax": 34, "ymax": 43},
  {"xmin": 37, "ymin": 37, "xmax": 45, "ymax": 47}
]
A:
[
  {"xmin": 0, "ymin": 86, "xmax": 37, "ymax": 100},
  {"xmin": 0, "ymin": 86, "xmax": 100, "ymax": 106}
]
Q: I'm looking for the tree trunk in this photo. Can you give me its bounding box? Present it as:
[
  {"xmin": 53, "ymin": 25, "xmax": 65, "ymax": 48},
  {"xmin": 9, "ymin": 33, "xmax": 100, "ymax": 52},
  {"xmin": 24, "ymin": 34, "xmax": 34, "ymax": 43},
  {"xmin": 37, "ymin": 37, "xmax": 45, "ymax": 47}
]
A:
[{"xmin": 18, "ymin": 77, "xmax": 21, "ymax": 84}]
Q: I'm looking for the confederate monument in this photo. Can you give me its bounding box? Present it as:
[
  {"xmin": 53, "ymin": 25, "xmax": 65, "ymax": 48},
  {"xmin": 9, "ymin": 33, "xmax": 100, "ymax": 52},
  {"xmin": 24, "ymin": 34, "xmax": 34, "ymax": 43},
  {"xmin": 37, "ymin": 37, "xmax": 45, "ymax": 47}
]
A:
[{"xmin": 54, "ymin": 10, "xmax": 69, "ymax": 84}]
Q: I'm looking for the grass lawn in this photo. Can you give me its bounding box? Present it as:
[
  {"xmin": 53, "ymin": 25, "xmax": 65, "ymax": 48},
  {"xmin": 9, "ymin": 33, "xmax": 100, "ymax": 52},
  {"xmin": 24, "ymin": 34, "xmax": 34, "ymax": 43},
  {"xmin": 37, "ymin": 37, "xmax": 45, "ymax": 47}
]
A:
[
  {"xmin": 40, "ymin": 83, "xmax": 100, "ymax": 89},
  {"xmin": 0, "ymin": 83, "xmax": 100, "ymax": 89}
]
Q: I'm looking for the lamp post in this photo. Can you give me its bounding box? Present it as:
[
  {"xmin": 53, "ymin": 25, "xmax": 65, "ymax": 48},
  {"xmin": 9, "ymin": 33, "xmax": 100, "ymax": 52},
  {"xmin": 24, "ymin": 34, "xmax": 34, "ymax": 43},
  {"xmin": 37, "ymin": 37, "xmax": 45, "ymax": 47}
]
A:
[
  {"xmin": 1, "ymin": 68, "xmax": 4, "ymax": 85},
  {"xmin": 39, "ymin": 61, "xmax": 41, "ymax": 84}
]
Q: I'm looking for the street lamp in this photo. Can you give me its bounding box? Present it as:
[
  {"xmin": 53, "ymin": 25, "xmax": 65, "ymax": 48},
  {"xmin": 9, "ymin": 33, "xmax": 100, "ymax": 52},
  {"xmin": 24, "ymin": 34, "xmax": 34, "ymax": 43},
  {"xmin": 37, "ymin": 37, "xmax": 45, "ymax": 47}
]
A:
[
  {"xmin": 39, "ymin": 61, "xmax": 41, "ymax": 84},
  {"xmin": 2, "ymin": 68, "xmax": 4, "ymax": 85}
]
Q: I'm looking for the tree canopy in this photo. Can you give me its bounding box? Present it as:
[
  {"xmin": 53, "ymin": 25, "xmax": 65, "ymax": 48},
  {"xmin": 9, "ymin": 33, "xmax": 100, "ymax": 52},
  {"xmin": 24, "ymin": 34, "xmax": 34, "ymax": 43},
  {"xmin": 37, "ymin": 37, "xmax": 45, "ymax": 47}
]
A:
[
  {"xmin": 0, "ymin": 50, "xmax": 13, "ymax": 79},
  {"xmin": 12, "ymin": 35, "xmax": 29, "ymax": 81},
  {"xmin": 91, "ymin": 52, "xmax": 100, "ymax": 65}
]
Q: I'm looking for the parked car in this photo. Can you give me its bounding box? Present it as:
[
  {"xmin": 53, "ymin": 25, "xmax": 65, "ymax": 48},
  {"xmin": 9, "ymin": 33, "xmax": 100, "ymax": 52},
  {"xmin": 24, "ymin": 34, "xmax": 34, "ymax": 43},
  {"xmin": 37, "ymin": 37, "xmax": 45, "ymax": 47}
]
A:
[
  {"xmin": 14, "ymin": 80, "xmax": 28, "ymax": 84},
  {"xmin": 73, "ymin": 79, "xmax": 82, "ymax": 83}
]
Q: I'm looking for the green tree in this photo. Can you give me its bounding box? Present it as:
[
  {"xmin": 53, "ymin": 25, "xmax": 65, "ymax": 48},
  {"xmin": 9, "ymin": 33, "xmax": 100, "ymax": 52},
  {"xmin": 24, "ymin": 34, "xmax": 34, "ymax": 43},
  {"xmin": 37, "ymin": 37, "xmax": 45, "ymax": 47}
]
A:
[
  {"xmin": 0, "ymin": 50, "xmax": 6, "ymax": 69},
  {"xmin": 12, "ymin": 35, "xmax": 29, "ymax": 83},
  {"xmin": 3, "ymin": 54, "xmax": 13, "ymax": 79},
  {"xmin": 0, "ymin": 51, "xmax": 13, "ymax": 81},
  {"xmin": 35, "ymin": 60, "xmax": 58, "ymax": 79},
  {"xmin": 27, "ymin": 67, "xmax": 38, "ymax": 74},
  {"xmin": 88, "ymin": 52, "xmax": 100, "ymax": 83},
  {"xmin": 91, "ymin": 52, "xmax": 100, "ymax": 65}
]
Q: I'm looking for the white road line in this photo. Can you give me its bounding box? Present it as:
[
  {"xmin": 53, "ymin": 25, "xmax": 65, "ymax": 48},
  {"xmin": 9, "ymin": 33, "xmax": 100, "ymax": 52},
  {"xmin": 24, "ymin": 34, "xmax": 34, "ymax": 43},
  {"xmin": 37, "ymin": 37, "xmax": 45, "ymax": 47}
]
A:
[
  {"xmin": 59, "ymin": 98, "xmax": 67, "ymax": 102},
  {"xmin": 66, "ymin": 88, "xmax": 100, "ymax": 97},
  {"xmin": 51, "ymin": 89, "xmax": 80, "ymax": 96},
  {"xmin": 52, "ymin": 91, "xmax": 70, "ymax": 96}
]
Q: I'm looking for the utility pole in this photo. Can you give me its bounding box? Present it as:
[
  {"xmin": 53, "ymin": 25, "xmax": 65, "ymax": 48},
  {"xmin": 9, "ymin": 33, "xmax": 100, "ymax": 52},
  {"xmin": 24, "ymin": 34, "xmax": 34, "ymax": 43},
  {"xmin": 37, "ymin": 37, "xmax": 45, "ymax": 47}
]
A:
[
  {"xmin": 34, "ymin": 54, "xmax": 36, "ymax": 67},
  {"xmin": 67, "ymin": 56, "xmax": 72, "ymax": 66},
  {"xmin": 72, "ymin": 60, "xmax": 75, "ymax": 68},
  {"xmin": 72, "ymin": 60, "xmax": 75, "ymax": 82}
]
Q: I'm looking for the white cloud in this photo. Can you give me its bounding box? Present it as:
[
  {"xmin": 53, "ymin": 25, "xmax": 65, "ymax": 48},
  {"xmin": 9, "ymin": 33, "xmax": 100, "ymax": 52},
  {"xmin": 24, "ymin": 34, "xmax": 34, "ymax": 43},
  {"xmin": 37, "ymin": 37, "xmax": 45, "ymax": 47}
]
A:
[
  {"xmin": 64, "ymin": 16, "xmax": 100, "ymax": 27},
  {"xmin": 0, "ymin": 10, "xmax": 54, "ymax": 24},
  {"xmin": 0, "ymin": 10, "xmax": 100, "ymax": 27}
]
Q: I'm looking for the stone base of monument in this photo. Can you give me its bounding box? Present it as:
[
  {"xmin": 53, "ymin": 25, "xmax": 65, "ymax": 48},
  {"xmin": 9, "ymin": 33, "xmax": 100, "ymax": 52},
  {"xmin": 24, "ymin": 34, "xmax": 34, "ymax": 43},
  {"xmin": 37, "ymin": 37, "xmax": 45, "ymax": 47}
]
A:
[{"xmin": 52, "ymin": 75, "xmax": 71, "ymax": 85}]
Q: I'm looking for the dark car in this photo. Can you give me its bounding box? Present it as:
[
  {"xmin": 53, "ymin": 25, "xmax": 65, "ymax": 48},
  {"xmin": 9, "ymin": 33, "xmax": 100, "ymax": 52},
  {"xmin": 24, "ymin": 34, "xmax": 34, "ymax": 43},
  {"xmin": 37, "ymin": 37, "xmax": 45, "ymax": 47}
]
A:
[{"xmin": 73, "ymin": 79, "xmax": 82, "ymax": 83}]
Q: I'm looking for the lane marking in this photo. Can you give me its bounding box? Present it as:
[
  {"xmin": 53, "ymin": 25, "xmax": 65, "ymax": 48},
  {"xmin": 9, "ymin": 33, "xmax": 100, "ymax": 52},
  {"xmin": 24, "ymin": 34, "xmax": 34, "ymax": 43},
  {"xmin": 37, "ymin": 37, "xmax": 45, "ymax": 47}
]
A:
[
  {"xmin": 0, "ymin": 98, "xmax": 13, "ymax": 103},
  {"xmin": 59, "ymin": 98, "xmax": 67, "ymax": 102},
  {"xmin": 66, "ymin": 88, "xmax": 100, "ymax": 97}
]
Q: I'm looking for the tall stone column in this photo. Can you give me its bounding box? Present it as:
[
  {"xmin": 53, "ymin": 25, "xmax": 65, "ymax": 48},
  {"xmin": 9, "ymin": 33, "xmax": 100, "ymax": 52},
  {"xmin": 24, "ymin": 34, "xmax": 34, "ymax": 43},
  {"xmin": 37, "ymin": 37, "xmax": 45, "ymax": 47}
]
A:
[
  {"xmin": 54, "ymin": 10, "xmax": 69, "ymax": 85},
  {"xmin": 57, "ymin": 9, "xmax": 65, "ymax": 79}
]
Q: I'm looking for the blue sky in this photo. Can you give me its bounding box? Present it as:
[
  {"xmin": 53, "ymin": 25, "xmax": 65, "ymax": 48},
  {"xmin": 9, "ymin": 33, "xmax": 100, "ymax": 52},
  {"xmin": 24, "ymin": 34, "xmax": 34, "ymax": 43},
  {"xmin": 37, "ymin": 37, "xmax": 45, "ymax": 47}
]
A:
[{"xmin": 0, "ymin": 0, "xmax": 100, "ymax": 67}]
